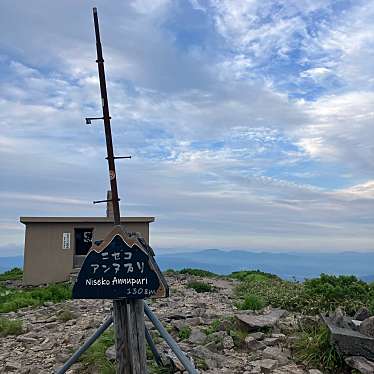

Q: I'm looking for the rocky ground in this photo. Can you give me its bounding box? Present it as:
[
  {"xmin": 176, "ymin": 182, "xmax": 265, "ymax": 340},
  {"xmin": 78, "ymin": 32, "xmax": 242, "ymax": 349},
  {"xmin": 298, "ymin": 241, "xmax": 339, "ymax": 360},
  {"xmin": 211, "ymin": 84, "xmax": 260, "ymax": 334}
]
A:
[{"xmin": 0, "ymin": 273, "xmax": 353, "ymax": 373}]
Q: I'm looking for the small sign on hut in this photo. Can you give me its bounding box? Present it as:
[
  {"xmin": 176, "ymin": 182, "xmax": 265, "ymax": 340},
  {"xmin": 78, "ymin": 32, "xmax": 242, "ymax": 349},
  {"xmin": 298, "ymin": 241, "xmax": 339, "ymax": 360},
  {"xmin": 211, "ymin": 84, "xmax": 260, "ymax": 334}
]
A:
[{"xmin": 72, "ymin": 226, "xmax": 168, "ymax": 300}]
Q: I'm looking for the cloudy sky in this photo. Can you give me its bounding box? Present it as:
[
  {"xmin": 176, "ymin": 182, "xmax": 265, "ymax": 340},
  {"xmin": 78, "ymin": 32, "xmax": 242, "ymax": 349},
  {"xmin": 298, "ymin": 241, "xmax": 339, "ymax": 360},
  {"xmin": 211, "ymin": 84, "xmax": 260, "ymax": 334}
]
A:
[{"xmin": 1, "ymin": 0, "xmax": 374, "ymax": 256}]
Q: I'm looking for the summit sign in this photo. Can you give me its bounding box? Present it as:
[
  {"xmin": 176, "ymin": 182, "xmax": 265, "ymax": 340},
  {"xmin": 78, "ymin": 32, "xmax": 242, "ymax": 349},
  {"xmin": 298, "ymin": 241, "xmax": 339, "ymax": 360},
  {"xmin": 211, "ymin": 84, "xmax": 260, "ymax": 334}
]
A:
[{"xmin": 72, "ymin": 226, "xmax": 169, "ymax": 300}]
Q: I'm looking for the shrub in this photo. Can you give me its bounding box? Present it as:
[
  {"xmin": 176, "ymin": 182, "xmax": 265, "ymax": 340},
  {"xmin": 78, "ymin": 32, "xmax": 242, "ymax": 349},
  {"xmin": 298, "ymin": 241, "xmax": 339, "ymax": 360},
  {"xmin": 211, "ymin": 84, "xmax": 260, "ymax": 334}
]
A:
[
  {"xmin": 235, "ymin": 276, "xmax": 306, "ymax": 312},
  {"xmin": 178, "ymin": 326, "xmax": 191, "ymax": 340},
  {"xmin": 187, "ymin": 281, "xmax": 214, "ymax": 293},
  {"xmin": 0, "ymin": 282, "xmax": 72, "ymax": 313},
  {"xmin": 0, "ymin": 318, "xmax": 23, "ymax": 337},
  {"xmin": 234, "ymin": 272, "xmax": 374, "ymax": 315},
  {"xmin": 0, "ymin": 268, "xmax": 23, "ymax": 281},
  {"xmin": 230, "ymin": 270, "xmax": 279, "ymax": 282},
  {"xmin": 294, "ymin": 324, "xmax": 345, "ymax": 373},
  {"xmin": 236, "ymin": 294, "xmax": 265, "ymax": 311},
  {"xmin": 179, "ymin": 268, "xmax": 218, "ymax": 278},
  {"xmin": 304, "ymin": 274, "xmax": 371, "ymax": 315}
]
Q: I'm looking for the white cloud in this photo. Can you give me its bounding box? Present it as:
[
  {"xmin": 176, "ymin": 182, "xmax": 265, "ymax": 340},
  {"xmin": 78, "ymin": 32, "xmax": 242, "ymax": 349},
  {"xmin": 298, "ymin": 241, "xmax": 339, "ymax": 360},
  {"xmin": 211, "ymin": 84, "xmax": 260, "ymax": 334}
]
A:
[{"xmin": 0, "ymin": 1, "xmax": 373, "ymax": 254}]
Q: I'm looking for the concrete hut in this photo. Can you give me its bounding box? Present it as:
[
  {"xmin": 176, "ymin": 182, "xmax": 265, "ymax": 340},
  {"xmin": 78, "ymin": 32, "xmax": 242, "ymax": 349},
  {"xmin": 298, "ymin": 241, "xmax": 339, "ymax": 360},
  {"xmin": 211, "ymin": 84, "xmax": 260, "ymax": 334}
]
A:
[{"xmin": 20, "ymin": 195, "xmax": 154, "ymax": 285}]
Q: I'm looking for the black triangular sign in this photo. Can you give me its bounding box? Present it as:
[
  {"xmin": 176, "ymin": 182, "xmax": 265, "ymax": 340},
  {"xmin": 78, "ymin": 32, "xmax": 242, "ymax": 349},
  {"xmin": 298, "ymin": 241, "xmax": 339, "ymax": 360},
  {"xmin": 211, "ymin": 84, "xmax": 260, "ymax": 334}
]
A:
[{"xmin": 72, "ymin": 226, "xmax": 169, "ymax": 299}]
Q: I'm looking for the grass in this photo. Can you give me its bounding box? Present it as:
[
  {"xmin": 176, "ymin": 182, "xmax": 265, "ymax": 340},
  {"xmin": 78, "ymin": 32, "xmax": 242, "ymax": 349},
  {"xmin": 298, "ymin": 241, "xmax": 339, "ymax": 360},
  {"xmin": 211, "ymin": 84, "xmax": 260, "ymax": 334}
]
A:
[
  {"xmin": 236, "ymin": 294, "xmax": 265, "ymax": 311},
  {"xmin": 178, "ymin": 268, "xmax": 218, "ymax": 278},
  {"xmin": 187, "ymin": 281, "xmax": 215, "ymax": 293},
  {"xmin": 204, "ymin": 319, "xmax": 221, "ymax": 335},
  {"xmin": 81, "ymin": 328, "xmax": 175, "ymax": 374},
  {"xmin": 0, "ymin": 282, "xmax": 72, "ymax": 313},
  {"xmin": 80, "ymin": 327, "xmax": 115, "ymax": 373},
  {"xmin": 178, "ymin": 326, "xmax": 191, "ymax": 340},
  {"xmin": 234, "ymin": 271, "xmax": 374, "ymax": 315},
  {"xmin": 0, "ymin": 317, "xmax": 23, "ymax": 337},
  {"xmin": 294, "ymin": 324, "xmax": 345, "ymax": 373},
  {"xmin": 0, "ymin": 268, "xmax": 23, "ymax": 281}
]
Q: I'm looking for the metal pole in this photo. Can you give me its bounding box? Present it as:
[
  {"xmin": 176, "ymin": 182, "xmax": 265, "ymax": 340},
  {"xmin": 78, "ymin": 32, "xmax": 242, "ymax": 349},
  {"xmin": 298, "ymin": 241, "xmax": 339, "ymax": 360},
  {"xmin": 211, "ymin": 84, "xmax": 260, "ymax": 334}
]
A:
[
  {"xmin": 55, "ymin": 315, "xmax": 113, "ymax": 374},
  {"xmin": 145, "ymin": 326, "xmax": 163, "ymax": 367},
  {"xmin": 93, "ymin": 7, "xmax": 120, "ymax": 226},
  {"xmin": 92, "ymin": 8, "xmax": 146, "ymax": 374},
  {"xmin": 144, "ymin": 304, "xmax": 198, "ymax": 374}
]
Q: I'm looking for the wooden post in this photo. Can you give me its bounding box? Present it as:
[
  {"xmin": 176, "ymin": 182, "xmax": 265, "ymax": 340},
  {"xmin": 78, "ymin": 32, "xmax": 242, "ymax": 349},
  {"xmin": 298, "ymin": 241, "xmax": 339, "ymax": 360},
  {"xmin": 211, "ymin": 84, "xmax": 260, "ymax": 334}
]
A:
[{"xmin": 113, "ymin": 299, "xmax": 147, "ymax": 373}]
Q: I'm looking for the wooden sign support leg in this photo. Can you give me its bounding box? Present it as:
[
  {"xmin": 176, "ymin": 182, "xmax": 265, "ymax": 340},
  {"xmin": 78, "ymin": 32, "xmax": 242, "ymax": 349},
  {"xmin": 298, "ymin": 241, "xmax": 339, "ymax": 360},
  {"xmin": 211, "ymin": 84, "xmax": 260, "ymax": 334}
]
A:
[{"xmin": 113, "ymin": 299, "xmax": 147, "ymax": 374}]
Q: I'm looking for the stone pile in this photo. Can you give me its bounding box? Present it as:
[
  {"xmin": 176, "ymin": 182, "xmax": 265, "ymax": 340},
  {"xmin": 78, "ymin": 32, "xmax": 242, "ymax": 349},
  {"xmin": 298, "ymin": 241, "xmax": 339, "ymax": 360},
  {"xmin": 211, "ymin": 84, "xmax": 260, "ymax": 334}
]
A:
[{"xmin": 0, "ymin": 273, "xmax": 366, "ymax": 373}]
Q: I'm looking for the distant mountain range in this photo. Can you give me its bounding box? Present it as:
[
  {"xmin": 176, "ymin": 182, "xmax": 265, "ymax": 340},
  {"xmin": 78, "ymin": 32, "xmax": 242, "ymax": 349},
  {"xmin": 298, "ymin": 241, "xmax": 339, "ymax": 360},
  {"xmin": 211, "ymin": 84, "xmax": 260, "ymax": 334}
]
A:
[
  {"xmin": 1, "ymin": 250, "xmax": 374, "ymax": 282},
  {"xmin": 155, "ymin": 249, "xmax": 374, "ymax": 281}
]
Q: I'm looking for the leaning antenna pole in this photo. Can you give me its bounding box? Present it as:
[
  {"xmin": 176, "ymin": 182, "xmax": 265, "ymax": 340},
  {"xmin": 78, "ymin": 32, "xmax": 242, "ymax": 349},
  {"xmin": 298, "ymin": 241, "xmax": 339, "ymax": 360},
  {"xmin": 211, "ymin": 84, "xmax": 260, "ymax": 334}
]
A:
[{"xmin": 92, "ymin": 7, "xmax": 121, "ymax": 226}]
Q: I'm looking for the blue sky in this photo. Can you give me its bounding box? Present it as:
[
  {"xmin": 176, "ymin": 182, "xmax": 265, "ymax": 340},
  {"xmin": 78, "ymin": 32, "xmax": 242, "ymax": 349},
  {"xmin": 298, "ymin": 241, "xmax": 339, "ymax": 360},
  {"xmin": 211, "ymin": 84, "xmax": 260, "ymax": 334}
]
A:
[{"xmin": 0, "ymin": 0, "xmax": 374, "ymax": 255}]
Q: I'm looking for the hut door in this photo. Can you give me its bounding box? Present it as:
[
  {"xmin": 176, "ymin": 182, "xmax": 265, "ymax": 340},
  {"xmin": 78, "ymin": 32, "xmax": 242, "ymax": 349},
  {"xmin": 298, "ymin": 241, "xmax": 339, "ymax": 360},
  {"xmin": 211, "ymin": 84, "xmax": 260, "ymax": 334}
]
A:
[{"xmin": 75, "ymin": 228, "xmax": 93, "ymax": 255}]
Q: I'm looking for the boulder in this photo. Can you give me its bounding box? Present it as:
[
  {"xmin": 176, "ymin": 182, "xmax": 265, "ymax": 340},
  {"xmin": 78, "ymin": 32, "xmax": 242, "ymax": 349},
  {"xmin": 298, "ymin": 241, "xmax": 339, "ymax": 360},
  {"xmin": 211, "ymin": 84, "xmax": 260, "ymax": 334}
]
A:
[
  {"xmin": 345, "ymin": 356, "xmax": 374, "ymax": 374},
  {"xmin": 248, "ymin": 332, "xmax": 265, "ymax": 340},
  {"xmin": 263, "ymin": 346, "xmax": 290, "ymax": 365},
  {"xmin": 331, "ymin": 307, "xmax": 348, "ymax": 328},
  {"xmin": 245, "ymin": 336, "xmax": 266, "ymax": 351},
  {"xmin": 250, "ymin": 358, "xmax": 278, "ymax": 370},
  {"xmin": 272, "ymin": 364, "xmax": 306, "ymax": 374},
  {"xmin": 355, "ymin": 308, "xmax": 370, "ymax": 322},
  {"xmin": 191, "ymin": 345, "xmax": 225, "ymax": 369},
  {"xmin": 223, "ymin": 335, "xmax": 234, "ymax": 350},
  {"xmin": 359, "ymin": 317, "xmax": 374, "ymax": 338},
  {"xmin": 236, "ymin": 309, "xmax": 287, "ymax": 331},
  {"xmin": 188, "ymin": 328, "xmax": 206, "ymax": 344}
]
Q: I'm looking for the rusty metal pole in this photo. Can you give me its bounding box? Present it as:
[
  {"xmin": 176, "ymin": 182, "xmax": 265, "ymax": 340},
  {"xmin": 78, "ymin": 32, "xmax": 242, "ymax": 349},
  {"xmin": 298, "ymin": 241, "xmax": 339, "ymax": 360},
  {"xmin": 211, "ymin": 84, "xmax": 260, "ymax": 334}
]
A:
[
  {"xmin": 92, "ymin": 8, "xmax": 146, "ymax": 373},
  {"xmin": 93, "ymin": 7, "xmax": 120, "ymax": 226}
]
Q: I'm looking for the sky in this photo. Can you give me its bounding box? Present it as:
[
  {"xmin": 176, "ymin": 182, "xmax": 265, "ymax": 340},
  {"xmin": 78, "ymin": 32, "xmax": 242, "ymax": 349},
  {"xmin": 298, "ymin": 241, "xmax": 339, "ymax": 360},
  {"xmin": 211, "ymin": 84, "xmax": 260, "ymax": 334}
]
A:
[{"xmin": 0, "ymin": 0, "xmax": 374, "ymax": 256}]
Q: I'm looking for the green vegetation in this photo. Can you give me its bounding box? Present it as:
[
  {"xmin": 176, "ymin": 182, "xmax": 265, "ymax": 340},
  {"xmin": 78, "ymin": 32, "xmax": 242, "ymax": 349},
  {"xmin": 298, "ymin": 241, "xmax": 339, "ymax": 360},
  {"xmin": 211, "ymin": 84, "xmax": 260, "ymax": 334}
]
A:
[
  {"xmin": 234, "ymin": 271, "xmax": 374, "ymax": 315},
  {"xmin": 303, "ymin": 274, "xmax": 372, "ymax": 315},
  {"xmin": 230, "ymin": 270, "xmax": 279, "ymax": 282},
  {"xmin": 0, "ymin": 268, "xmax": 23, "ymax": 281},
  {"xmin": 204, "ymin": 317, "xmax": 247, "ymax": 348},
  {"xmin": 187, "ymin": 281, "xmax": 215, "ymax": 293},
  {"xmin": 0, "ymin": 317, "xmax": 23, "ymax": 337},
  {"xmin": 57, "ymin": 308, "xmax": 77, "ymax": 322},
  {"xmin": 294, "ymin": 324, "xmax": 345, "ymax": 373},
  {"xmin": 229, "ymin": 328, "xmax": 247, "ymax": 348},
  {"xmin": 178, "ymin": 326, "xmax": 191, "ymax": 340},
  {"xmin": 236, "ymin": 294, "xmax": 265, "ymax": 311},
  {"xmin": 195, "ymin": 357, "xmax": 208, "ymax": 370},
  {"xmin": 81, "ymin": 327, "xmax": 115, "ymax": 373},
  {"xmin": 204, "ymin": 319, "xmax": 221, "ymax": 335},
  {"xmin": 179, "ymin": 268, "xmax": 218, "ymax": 278},
  {"xmin": 0, "ymin": 282, "xmax": 72, "ymax": 313}
]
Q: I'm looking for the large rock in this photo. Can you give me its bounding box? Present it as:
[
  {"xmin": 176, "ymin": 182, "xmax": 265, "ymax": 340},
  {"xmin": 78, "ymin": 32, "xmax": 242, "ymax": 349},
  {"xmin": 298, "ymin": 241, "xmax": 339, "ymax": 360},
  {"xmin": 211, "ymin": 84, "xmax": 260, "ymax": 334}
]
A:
[
  {"xmin": 249, "ymin": 358, "xmax": 278, "ymax": 371},
  {"xmin": 359, "ymin": 317, "xmax": 374, "ymax": 338},
  {"xmin": 191, "ymin": 345, "xmax": 225, "ymax": 369},
  {"xmin": 188, "ymin": 328, "xmax": 206, "ymax": 344},
  {"xmin": 272, "ymin": 364, "xmax": 306, "ymax": 374},
  {"xmin": 345, "ymin": 356, "xmax": 374, "ymax": 374},
  {"xmin": 236, "ymin": 309, "xmax": 287, "ymax": 332},
  {"xmin": 355, "ymin": 308, "xmax": 370, "ymax": 322},
  {"xmin": 245, "ymin": 336, "xmax": 266, "ymax": 351},
  {"xmin": 323, "ymin": 314, "xmax": 374, "ymax": 361},
  {"xmin": 263, "ymin": 346, "xmax": 290, "ymax": 365}
]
